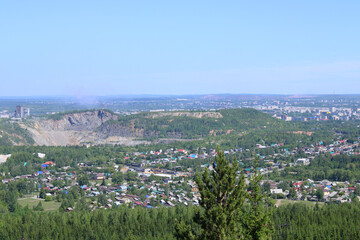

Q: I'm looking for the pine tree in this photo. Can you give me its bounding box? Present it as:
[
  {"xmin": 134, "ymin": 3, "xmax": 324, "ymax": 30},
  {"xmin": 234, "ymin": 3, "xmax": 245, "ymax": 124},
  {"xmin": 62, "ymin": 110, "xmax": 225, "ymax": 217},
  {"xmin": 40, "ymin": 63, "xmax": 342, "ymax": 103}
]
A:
[
  {"xmin": 39, "ymin": 187, "xmax": 46, "ymax": 199},
  {"xmin": 243, "ymin": 157, "xmax": 273, "ymax": 240},
  {"xmin": 288, "ymin": 188, "xmax": 297, "ymax": 200},
  {"xmin": 316, "ymin": 188, "xmax": 324, "ymax": 202},
  {"xmin": 174, "ymin": 219, "xmax": 196, "ymax": 240},
  {"xmin": 176, "ymin": 148, "xmax": 247, "ymax": 239},
  {"xmin": 101, "ymin": 178, "xmax": 106, "ymax": 186},
  {"xmin": 33, "ymin": 201, "xmax": 44, "ymax": 211},
  {"xmin": 75, "ymin": 197, "xmax": 90, "ymax": 212}
]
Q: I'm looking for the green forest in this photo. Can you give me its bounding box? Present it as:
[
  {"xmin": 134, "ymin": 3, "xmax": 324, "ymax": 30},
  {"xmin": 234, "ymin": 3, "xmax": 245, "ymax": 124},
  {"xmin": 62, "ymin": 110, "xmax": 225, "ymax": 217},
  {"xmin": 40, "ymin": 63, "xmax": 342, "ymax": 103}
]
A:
[
  {"xmin": 0, "ymin": 200, "xmax": 359, "ymax": 239},
  {"xmin": 109, "ymin": 108, "xmax": 290, "ymax": 139},
  {"xmin": 0, "ymin": 151, "xmax": 360, "ymax": 239},
  {"xmin": 267, "ymin": 154, "xmax": 360, "ymax": 182}
]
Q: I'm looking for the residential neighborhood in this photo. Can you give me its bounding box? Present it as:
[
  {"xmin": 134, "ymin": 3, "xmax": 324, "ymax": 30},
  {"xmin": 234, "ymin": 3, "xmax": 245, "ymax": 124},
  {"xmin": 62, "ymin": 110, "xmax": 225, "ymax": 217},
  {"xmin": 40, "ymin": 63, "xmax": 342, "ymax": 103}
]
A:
[{"xmin": 2, "ymin": 134, "xmax": 360, "ymax": 212}]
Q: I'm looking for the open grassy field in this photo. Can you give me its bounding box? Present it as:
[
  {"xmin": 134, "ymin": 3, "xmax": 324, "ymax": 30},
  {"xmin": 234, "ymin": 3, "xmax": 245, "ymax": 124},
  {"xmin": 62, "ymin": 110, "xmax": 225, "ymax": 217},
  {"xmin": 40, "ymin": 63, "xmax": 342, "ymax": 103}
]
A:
[
  {"xmin": 275, "ymin": 199, "xmax": 324, "ymax": 207},
  {"xmin": 18, "ymin": 197, "xmax": 61, "ymax": 211}
]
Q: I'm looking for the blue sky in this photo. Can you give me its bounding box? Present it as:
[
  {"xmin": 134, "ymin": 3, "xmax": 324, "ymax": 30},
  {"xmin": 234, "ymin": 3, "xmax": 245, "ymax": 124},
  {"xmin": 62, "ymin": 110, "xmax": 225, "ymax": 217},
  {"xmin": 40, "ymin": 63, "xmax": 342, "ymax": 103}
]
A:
[{"xmin": 1, "ymin": 1, "xmax": 360, "ymax": 96}]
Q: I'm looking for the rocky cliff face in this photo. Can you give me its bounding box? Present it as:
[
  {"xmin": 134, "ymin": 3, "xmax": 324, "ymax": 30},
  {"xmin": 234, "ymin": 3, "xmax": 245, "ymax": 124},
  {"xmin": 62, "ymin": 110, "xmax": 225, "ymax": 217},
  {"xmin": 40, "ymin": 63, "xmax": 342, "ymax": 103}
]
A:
[
  {"xmin": 38, "ymin": 110, "xmax": 118, "ymax": 131},
  {"xmin": 97, "ymin": 122, "xmax": 143, "ymax": 138},
  {"xmin": 21, "ymin": 110, "xmax": 232, "ymax": 146},
  {"xmin": 24, "ymin": 110, "xmax": 148, "ymax": 146}
]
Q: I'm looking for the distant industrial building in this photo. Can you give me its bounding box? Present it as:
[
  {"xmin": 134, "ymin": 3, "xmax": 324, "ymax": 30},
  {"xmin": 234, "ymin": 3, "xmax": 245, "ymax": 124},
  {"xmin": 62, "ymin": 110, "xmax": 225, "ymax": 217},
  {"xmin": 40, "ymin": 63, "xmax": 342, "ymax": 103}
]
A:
[
  {"xmin": 0, "ymin": 110, "xmax": 10, "ymax": 119},
  {"xmin": 14, "ymin": 106, "xmax": 30, "ymax": 119},
  {"xmin": 15, "ymin": 106, "xmax": 23, "ymax": 118},
  {"xmin": 24, "ymin": 107, "xmax": 30, "ymax": 117}
]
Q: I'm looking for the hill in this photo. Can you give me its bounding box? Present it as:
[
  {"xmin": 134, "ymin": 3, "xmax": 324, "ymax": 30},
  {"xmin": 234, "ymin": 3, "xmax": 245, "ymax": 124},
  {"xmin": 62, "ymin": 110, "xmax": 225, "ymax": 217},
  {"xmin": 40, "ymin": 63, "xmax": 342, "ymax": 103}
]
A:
[
  {"xmin": 11, "ymin": 108, "xmax": 289, "ymax": 146},
  {"xmin": 0, "ymin": 119, "xmax": 35, "ymax": 146},
  {"xmin": 23, "ymin": 109, "xmax": 140, "ymax": 146},
  {"xmin": 99, "ymin": 108, "xmax": 287, "ymax": 140}
]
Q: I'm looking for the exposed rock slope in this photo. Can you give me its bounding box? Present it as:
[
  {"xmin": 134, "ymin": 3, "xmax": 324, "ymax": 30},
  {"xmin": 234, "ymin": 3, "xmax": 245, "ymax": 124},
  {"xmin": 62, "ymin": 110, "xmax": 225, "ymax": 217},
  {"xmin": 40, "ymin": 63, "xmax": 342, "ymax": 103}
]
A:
[
  {"xmin": 38, "ymin": 110, "xmax": 117, "ymax": 131},
  {"xmin": 21, "ymin": 108, "xmax": 284, "ymax": 146},
  {"xmin": 25, "ymin": 110, "xmax": 147, "ymax": 146}
]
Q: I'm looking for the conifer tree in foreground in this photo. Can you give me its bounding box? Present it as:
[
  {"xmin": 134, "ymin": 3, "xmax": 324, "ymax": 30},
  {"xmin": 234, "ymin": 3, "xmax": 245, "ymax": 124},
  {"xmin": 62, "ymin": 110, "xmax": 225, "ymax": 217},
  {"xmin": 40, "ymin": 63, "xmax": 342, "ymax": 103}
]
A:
[
  {"xmin": 243, "ymin": 158, "xmax": 273, "ymax": 239},
  {"xmin": 176, "ymin": 149, "xmax": 246, "ymax": 239},
  {"xmin": 175, "ymin": 149, "xmax": 273, "ymax": 240}
]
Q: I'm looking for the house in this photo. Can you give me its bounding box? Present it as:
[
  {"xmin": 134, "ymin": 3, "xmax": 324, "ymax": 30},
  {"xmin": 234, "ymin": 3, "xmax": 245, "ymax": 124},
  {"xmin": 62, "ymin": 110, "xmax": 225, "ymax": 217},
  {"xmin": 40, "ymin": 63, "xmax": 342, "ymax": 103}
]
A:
[
  {"xmin": 2, "ymin": 179, "xmax": 12, "ymax": 184},
  {"xmin": 271, "ymin": 189, "xmax": 283, "ymax": 194},
  {"xmin": 293, "ymin": 182, "xmax": 303, "ymax": 188},
  {"xmin": 269, "ymin": 182, "xmax": 277, "ymax": 189},
  {"xmin": 167, "ymin": 201, "xmax": 175, "ymax": 207},
  {"xmin": 65, "ymin": 207, "xmax": 73, "ymax": 212},
  {"xmin": 94, "ymin": 173, "xmax": 105, "ymax": 180},
  {"xmin": 120, "ymin": 167, "xmax": 129, "ymax": 173},
  {"xmin": 191, "ymin": 187, "xmax": 199, "ymax": 193},
  {"xmin": 296, "ymin": 158, "xmax": 310, "ymax": 165}
]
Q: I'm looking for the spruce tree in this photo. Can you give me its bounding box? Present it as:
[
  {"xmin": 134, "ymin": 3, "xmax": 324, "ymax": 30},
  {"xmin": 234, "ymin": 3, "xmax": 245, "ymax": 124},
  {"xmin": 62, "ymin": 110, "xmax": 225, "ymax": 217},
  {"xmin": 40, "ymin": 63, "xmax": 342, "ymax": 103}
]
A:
[
  {"xmin": 33, "ymin": 201, "xmax": 44, "ymax": 211},
  {"xmin": 101, "ymin": 178, "xmax": 106, "ymax": 186},
  {"xmin": 243, "ymin": 157, "xmax": 273, "ymax": 239},
  {"xmin": 177, "ymin": 148, "xmax": 247, "ymax": 239}
]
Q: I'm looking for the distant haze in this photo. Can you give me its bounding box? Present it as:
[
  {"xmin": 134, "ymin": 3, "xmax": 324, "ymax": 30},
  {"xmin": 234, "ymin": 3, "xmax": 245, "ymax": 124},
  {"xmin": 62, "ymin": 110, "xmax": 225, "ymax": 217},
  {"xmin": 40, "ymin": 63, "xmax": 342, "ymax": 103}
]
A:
[{"xmin": 1, "ymin": 1, "xmax": 360, "ymax": 96}]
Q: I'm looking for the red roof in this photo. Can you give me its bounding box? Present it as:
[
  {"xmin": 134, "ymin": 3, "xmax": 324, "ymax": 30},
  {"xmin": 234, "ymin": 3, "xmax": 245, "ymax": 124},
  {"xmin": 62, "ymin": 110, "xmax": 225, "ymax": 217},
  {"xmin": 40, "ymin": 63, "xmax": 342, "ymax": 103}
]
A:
[{"xmin": 293, "ymin": 182, "xmax": 303, "ymax": 187}]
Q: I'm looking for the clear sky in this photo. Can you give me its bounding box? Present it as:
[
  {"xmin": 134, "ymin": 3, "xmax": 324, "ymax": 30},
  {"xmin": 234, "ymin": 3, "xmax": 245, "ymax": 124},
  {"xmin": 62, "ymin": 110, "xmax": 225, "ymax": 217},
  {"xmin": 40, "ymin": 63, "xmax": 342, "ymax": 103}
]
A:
[{"xmin": 1, "ymin": 1, "xmax": 360, "ymax": 96}]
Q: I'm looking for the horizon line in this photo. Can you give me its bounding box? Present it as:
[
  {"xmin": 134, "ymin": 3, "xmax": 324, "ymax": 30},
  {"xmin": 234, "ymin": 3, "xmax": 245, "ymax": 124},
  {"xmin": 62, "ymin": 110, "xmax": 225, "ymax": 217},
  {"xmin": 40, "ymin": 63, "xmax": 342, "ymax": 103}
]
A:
[{"xmin": 1, "ymin": 93, "xmax": 359, "ymax": 98}]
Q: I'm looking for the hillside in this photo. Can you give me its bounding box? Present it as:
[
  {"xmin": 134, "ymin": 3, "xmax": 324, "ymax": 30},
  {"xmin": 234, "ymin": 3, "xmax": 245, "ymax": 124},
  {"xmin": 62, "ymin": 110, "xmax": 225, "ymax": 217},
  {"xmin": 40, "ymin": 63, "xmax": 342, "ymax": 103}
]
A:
[
  {"xmin": 41, "ymin": 109, "xmax": 118, "ymax": 131},
  {"xmin": 99, "ymin": 108, "xmax": 287, "ymax": 140},
  {"xmin": 12, "ymin": 108, "xmax": 289, "ymax": 146},
  {"xmin": 0, "ymin": 119, "xmax": 35, "ymax": 146},
  {"xmin": 22, "ymin": 109, "xmax": 145, "ymax": 146}
]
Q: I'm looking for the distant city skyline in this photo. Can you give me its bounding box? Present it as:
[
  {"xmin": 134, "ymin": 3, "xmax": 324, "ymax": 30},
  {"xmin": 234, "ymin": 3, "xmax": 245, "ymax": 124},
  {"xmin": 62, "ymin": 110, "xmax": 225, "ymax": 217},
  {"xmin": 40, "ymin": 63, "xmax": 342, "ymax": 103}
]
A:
[{"xmin": 1, "ymin": 1, "xmax": 360, "ymax": 96}]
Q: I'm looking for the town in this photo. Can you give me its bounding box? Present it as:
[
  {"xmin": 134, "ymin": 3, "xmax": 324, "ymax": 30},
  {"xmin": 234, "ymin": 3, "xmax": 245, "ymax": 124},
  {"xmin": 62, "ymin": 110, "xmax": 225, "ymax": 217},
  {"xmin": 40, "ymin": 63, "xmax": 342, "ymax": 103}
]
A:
[{"xmin": 1, "ymin": 131, "xmax": 359, "ymax": 212}]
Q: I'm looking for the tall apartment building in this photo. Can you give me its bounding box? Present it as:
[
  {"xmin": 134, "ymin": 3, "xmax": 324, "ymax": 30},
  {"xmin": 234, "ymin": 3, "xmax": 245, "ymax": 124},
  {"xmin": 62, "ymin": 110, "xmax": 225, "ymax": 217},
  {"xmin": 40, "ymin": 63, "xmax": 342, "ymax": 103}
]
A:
[
  {"xmin": 14, "ymin": 106, "xmax": 30, "ymax": 118},
  {"xmin": 24, "ymin": 108, "xmax": 30, "ymax": 117},
  {"xmin": 15, "ymin": 106, "xmax": 24, "ymax": 118}
]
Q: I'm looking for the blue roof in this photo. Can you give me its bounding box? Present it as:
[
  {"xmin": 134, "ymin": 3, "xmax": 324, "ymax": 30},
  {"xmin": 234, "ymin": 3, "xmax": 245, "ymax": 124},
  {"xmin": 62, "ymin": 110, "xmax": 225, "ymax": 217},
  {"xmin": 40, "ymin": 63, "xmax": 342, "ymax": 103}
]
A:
[{"xmin": 37, "ymin": 171, "xmax": 43, "ymax": 174}]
